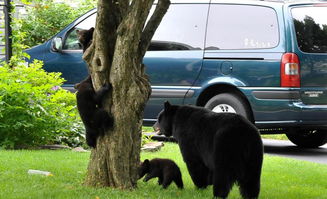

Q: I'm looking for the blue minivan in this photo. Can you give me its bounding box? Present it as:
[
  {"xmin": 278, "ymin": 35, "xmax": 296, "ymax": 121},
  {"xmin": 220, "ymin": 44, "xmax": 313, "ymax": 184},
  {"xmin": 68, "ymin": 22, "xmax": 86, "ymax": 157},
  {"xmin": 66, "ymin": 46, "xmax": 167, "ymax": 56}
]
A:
[{"xmin": 26, "ymin": 0, "xmax": 327, "ymax": 148}]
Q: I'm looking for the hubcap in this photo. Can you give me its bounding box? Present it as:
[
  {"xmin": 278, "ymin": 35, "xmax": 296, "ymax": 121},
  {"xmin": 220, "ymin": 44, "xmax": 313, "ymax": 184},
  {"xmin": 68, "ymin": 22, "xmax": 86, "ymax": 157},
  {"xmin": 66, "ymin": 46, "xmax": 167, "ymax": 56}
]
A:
[{"xmin": 212, "ymin": 104, "xmax": 236, "ymax": 113}]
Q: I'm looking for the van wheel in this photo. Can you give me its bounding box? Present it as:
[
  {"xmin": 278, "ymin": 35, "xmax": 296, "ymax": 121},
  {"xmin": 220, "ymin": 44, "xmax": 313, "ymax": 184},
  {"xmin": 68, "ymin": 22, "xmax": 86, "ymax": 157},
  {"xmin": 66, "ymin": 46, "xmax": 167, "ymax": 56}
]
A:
[
  {"xmin": 286, "ymin": 130, "xmax": 327, "ymax": 148},
  {"xmin": 204, "ymin": 93, "xmax": 253, "ymax": 122}
]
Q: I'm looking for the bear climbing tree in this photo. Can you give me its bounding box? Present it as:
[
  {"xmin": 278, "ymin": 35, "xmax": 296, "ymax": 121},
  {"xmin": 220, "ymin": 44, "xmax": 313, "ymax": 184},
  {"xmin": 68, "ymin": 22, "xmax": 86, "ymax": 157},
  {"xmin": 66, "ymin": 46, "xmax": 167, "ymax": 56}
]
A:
[{"xmin": 82, "ymin": 0, "xmax": 170, "ymax": 189}]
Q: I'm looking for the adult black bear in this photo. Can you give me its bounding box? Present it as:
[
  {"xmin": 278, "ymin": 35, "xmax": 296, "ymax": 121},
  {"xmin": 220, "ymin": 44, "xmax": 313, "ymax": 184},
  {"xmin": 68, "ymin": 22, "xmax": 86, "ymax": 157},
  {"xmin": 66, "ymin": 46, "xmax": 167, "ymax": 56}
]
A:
[
  {"xmin": 77, "ymin": 27, "xmax": 94, "ymax": 52},
  {"xmin": 139, "ymin": 158, "xmax": 183, "ymax": 189},
  {"xmin": 74, "ymin": 76, "xmax": 113, "ymax": 148},
  {"xmin": 156, "ymin": 102, "xmax": 263, "ymax": 199}
]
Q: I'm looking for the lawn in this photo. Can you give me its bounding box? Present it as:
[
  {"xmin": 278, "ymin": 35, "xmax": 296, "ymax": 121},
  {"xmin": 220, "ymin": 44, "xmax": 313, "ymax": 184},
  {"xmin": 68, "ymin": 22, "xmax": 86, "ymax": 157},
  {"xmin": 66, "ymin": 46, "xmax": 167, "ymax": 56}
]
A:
[{"xmin": 0, "ymin": 143, "xmax": 326, "ymax": 199}]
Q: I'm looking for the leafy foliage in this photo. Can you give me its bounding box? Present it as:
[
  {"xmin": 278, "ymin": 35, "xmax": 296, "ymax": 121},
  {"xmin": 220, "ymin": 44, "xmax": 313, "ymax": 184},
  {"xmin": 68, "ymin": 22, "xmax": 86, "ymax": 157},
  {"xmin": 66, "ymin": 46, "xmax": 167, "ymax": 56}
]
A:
[
  {"xmin": 1, "ymin": 0, "xmax": 152, "ymax": 149},
  {"xmin": 18, "ymin": 0, "xmax": 97, "ymax": 47},
  {"xmin": 142, "ymin": 133, "xmax": 153, "ymax": 146},
  {"xmin": 0, "ymin": 0, "xmax": 99, "ymax": 149},
  {"xmin": 0, "ymin": 61, "xmax": 84, "ymax": 149}
]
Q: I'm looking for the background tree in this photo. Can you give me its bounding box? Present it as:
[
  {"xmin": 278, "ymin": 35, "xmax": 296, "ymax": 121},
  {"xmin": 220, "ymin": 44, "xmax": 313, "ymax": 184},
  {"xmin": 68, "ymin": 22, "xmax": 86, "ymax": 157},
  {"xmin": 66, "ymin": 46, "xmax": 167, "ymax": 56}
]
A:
[{"xmin": 83, "ymin": 0, "xmax": 170, "ymax": 188}]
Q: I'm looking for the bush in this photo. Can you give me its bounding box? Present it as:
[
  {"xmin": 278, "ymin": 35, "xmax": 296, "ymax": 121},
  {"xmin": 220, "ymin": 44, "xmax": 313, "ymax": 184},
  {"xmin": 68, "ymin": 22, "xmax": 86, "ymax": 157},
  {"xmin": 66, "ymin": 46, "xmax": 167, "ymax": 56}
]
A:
[
  {"xmin": 0, "ymin": 0, "xmax": 100, "ymax": 149},
  {"xmin": 142, "ymin": 134, "xmax": 153, "ymax": 147},
  {"xmin": 2, "ymin": 0, "xmax": 151, "ymax": 149},
  {"xmin": 0, "ymin": 61, "xmax": 84, "ymax": 149},
  {"xmin": 19, "ymin": 0, "xmax": 96, "ymax": 47}
]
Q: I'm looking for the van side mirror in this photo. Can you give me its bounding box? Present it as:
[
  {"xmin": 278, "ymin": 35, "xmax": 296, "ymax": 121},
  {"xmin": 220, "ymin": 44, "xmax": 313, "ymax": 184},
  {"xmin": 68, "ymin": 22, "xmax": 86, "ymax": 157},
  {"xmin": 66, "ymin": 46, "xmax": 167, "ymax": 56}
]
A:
[{"xmin": 52, "ymin": 37, "xmax": 63, "ymax": 52}]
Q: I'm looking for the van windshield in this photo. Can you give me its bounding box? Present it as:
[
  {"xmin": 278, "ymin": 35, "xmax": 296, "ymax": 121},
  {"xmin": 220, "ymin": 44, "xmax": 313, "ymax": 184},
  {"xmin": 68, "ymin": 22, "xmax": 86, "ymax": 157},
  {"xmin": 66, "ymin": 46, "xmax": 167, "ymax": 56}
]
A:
[{"xmin": 292, "ymin": 6, "xmax": 327, "ymax": 53}]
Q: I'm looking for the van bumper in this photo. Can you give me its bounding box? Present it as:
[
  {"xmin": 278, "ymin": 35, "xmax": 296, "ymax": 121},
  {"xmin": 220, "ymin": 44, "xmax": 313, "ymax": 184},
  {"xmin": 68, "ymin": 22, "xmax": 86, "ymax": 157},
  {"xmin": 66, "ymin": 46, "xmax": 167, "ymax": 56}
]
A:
[{"xmin": 240, "ymin": 88, "xmax": 327, "ymax": 130}]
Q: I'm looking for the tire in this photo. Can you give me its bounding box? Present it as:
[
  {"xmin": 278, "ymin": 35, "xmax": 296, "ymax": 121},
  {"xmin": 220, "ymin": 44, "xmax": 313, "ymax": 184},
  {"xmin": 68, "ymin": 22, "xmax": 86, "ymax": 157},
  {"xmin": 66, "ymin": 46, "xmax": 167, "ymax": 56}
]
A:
[
  {"xmin": 286, "ymin": 129, "xmax": 327, "ymax": 148},
  {"xmin": 204, "ymin": 93, "xmax": 253, "ymax": 122}
]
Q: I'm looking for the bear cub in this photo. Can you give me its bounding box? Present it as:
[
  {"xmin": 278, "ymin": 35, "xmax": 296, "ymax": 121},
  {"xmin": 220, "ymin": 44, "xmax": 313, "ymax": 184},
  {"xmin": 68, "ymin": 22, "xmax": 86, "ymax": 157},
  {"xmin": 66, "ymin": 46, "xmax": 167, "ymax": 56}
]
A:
[
  {"xmin": 74, "ymin": 76, "xmax": 113, "ymax": 148},
  {"xmin": 75, "ymin": 27, "xmax": 113, "ymax": 148},
  {"xmin": 77, "ymin": 27, "xmax": 94, "ymax": 52},
  {"xmin": 139, "ymin": 158, "xmax": 183, "ymax": 189}
]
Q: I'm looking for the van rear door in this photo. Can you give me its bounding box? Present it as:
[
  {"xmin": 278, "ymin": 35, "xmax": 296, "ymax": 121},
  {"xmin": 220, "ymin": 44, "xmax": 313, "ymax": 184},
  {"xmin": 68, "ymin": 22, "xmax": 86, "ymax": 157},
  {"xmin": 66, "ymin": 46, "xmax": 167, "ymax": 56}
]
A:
[{"xmin": 291, "ymin": 5, "xmax": 327, "ymax": 105}]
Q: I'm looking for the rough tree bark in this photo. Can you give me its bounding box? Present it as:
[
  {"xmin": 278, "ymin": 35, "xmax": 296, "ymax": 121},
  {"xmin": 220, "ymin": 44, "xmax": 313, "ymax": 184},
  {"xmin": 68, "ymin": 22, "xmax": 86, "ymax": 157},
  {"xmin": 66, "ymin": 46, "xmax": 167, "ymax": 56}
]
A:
[{"xmin": 83, "ymin": 0, "xmax": 170, "ymax": 189}]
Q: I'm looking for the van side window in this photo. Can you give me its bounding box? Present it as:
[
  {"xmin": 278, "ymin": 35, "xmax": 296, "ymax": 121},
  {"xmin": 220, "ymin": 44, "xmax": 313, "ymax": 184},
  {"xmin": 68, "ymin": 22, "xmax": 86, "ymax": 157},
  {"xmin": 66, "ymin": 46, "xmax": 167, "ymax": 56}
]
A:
[
  {"xmin": 149, "ymin": 4, "xmax": 208, "ymax": 51},
  {"xmin": 292, "ymin": 7, "xmax": 327, "ymax": 53},
  {"xmin": 63, "ymin": 13, "xmax": 96, "ymax": 50},
  {"xmin": 205, "ymin": 5, "xmax": 279, "ymax": 50}
]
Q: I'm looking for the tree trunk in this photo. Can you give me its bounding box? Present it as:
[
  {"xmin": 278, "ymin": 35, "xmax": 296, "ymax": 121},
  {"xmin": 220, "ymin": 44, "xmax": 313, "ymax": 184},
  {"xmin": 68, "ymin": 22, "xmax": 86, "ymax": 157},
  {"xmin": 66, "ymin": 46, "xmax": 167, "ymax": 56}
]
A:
[{"xmin": 83, "ymin": 0, "xmax": 170, "ymax": 189}]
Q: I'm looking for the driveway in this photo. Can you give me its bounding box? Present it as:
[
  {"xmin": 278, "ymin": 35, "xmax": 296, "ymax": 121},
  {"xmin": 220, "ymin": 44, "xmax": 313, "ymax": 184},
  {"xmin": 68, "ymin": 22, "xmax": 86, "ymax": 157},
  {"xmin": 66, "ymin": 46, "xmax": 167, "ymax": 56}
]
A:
[
  {"xmin": 148, "ymin": 133, "xmax": 327, "ymax": 164},
  {"xmin": 263, "ymin": 139, "xmax": 327, "ymax": 164}
]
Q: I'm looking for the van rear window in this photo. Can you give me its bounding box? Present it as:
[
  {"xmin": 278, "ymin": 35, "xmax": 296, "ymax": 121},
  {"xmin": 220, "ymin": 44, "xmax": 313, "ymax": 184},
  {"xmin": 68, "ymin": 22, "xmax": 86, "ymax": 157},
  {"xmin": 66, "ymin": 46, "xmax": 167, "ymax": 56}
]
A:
[
  {"xmin": 205, "ymin": 5, "xmax": 279, "ymax": 50},
  {"xmin": 292, "ymin": 6, "xmax": 327, "ymax": 53}
]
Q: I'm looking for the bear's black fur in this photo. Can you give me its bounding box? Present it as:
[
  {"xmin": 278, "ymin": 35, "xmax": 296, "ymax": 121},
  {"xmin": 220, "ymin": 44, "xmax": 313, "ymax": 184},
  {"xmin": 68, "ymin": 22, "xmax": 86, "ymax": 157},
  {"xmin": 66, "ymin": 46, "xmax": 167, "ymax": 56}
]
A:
[
  {"xmin": 77, "ymin": 27, "xmax": 94, "ymax": 52},
  {"xmin": 74, "ymin": 76, "xmax": 113, "ymax": 148},
  {"xmin": 156, "ymin": 102, "xmax": 263, "ymax": 199},
  {"xmin": 75, "ymin": 26, "xmax": 113, "ymax": 148},
  {"xmin": 139, "ymin": 158, "xmax": 184, "ymax": 189}
]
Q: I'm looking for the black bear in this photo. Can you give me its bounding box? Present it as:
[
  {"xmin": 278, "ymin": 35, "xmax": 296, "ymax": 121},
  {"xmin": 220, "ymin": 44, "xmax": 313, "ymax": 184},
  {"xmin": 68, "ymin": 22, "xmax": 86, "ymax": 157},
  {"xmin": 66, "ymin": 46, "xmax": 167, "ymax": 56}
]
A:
[
  {"xmin": 75, "ymin": 27, "xmax": 113, "ymax": 148},
  {"xmin": 155, "ymin": 102, "xmax": 263, "ymax": 199},
  {"xmin": 74, "ymin": 76, "xmax": 113, "ymax": 148},
  {"xmin": 139, "ymin": 158, "xmax": 184, "ymax": 189},
  {"xmin": 77, "ymin": 27, "xmax": 94, "ymax": 52}
]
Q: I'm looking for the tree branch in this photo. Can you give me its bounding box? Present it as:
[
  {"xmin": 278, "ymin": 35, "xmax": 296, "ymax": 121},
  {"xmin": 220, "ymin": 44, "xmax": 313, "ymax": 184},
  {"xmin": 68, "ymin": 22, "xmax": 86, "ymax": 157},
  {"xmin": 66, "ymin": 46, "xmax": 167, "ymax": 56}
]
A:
[
  {"xmin": 139, "ymin": 0, "xmax": 170, "ymax": 58},
  {"xmin": 117, "ymin": 0, "xmax": 154, "ymax": 37},
  {"xmin": 83, "ymin": 0, "xmax": 129, "ymax": 75}
]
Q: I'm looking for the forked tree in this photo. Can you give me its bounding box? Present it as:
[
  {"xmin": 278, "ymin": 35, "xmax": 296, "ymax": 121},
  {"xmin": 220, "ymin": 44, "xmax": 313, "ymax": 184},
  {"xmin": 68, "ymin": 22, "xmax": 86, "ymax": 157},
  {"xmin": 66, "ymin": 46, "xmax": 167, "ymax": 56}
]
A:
[{"xmin": 82, "ymin": 0, "xmax": 170, "ymax": 188}]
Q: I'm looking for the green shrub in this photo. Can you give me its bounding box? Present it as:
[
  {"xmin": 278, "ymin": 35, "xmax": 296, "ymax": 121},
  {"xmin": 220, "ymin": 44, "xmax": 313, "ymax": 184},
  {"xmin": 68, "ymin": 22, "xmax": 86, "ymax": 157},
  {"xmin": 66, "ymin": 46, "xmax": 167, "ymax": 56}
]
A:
[
  {"xmin": 0, "ymin": 61, "xmax": 84, "ymax": 149},
  {"xmin": 19, "ymin": 0, "xmax": 96, "ymax": 47},
  {"xmin": 142, "ymin": 133, "xmax": 153, "ymax": 146},
  {"xmin": 0, "ymin": 0, "xmax": 99, "ymax": 149}
]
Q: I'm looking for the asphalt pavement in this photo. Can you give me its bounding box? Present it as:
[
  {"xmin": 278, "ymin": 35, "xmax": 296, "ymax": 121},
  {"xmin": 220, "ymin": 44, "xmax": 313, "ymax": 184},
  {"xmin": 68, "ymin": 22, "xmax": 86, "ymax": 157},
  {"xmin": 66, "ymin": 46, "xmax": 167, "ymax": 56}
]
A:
[
  {"xmin": 263, "ymin": 139, "xmax": 327, "ymax": 164},
  {"xmin": 147, "ymin": 132, "xmax": 327, "ymax": 164}
]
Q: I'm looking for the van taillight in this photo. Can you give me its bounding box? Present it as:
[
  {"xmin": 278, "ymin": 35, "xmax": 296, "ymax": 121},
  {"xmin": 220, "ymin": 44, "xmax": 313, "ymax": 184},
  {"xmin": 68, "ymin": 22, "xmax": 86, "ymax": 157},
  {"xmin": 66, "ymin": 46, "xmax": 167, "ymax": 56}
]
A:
[{"xmin": 281, "ymin": 53, "xmax": 300, "ymax": 87}]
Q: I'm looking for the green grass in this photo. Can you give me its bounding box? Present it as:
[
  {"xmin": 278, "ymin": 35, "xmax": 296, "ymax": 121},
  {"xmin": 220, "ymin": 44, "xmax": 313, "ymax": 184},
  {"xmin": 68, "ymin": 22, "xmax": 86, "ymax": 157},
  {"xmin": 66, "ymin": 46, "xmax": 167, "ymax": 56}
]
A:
[
  {"xmin": 261, "ymin": 134, "xmax": 288, "ymax": 140},
  {"xmin": 142, "ymin": 126, "xmax": 154, "ymax": 132},
  {"xmin": 0, "ymin": 143, "xmax": 326, "ymax": 199}
]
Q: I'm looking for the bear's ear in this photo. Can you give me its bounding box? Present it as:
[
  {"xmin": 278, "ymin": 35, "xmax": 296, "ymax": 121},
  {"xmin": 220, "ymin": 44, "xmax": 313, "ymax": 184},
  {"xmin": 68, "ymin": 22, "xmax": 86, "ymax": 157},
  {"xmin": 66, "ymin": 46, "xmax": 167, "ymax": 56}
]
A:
[
  {"xmin": 74, "ymin": 82, "xmax": 80, "ymax": 89},
  {"xmin": 164, "ymin": 101, "xmax": 171, "ymax": 111},
  {"xmin": 143, "ymin": 159, "xmax": 150, "ymax": 169},
  {"xmin": 144, "ymin": 159, "xmax": 150, "ymax": 164}
]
